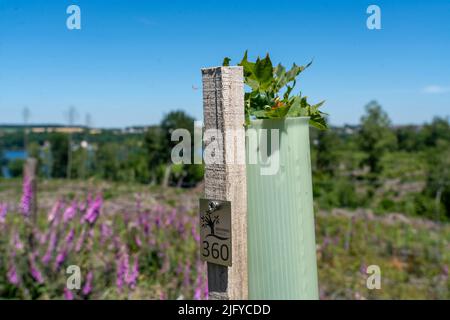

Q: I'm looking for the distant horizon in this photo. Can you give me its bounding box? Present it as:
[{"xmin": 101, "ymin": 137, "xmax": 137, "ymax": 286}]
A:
[
  {"xmin": 1, "ymin": 114, "xmax": 447, "ymax": 130},
  {"xmin": 1, "ymin": 1, "xmax": 449, "ymax": 127}
]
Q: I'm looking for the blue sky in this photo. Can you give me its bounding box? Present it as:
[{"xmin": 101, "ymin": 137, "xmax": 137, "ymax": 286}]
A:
[{"xmin": 0, "ymin": 0, "xmax": 449, "ymax": 127}]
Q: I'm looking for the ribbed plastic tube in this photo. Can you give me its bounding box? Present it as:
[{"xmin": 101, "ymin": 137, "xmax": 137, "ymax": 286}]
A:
[{"xmin": 246, "ymin": 117, "xmax": 319, "ymax": 300}]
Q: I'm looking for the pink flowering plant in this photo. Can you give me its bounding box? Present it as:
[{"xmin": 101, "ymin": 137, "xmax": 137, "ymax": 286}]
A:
[{"xmin": 0, "ymin": 176, "xmax": 207, "ymax": 300}]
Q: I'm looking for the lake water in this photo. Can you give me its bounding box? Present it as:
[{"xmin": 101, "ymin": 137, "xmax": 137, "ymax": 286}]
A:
[
  {"xmin": 5, "ymin": 150, "xmax": 27, "ymax": 160},
  {"xmin": 1, "ymin": 150, "xmax": 27, "ymax": 178}
]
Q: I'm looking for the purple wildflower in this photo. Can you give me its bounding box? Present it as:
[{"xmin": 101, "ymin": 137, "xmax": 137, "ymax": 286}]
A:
[
  {"xmin": 65, "ymin": 229, "xmax": 75, "ymax": 247},
  {"xmin": 30, "ymin": 256, "xmax": 44, "ymax": 284},
  {"xmin": 41, "ymin": 249, "xmax": 52, "ymax": 265},
  {"xmin": 112, "ymin": 236, "xmax": 121, "ymax": 251},
  {"xmin": 194, "ymin": 263, "xmax": 207, "ymax": 300},
  {"xmin": 183, "ymin": 261, "xmax": 191, "ymax": 287},
  {"xmin": 116, "ymin": 250, "xmax": 129, "ymax": 292},
  {"xmin": 141, "ymin": 216, "xmax": 150, "ymax": 236},
  {"xmin": 78, "ymin": 197, "xmax": 88, "ymax": 212},
  {"xmin": 192, "ymin": 225, "xmax": 200, "ymax": 243},
  {"xmin": 166, "ymin": 209, "xmax": 177, "ymax": 227},
  {"xmin": 20, "ymin": 175, "xmax": 33, "ymax": 217},
  {"xmin": 126, "ymin": 256, "xmax": 139, "ymax": 289},
  {"xmin": 116, "ymin": 263, "xmax": 124, "ymax": 291},
  {"xmin": 82, "ymin": 271, "xmax": 94, "ymax": 296},
  {"xmin": 148, "ymin": 237, "xmax": 156, "ymax": 247},
  {"xmin": 442, "ymin": 265, "xmax": 448, "ymax": 277},
  {"xmin": 360, "ymin": 263, "xmax": 367, "ymax": 274},
  {"xmin": 194, "ymin": 286, "xmax": 202, "ymax": 300},
  {"xmin": 51, "ymin": 229, "xmax": 75, "ymax": 270},
  {"xmin": 135, "ymin": 235, "xmax": 142, "ymax": 248},
  {"xmin": 63, "ymin": 201, "xmax": 77, "ymax": 223},
  {"xmin": 177, "ymin": 221, "xmax": 186, "ymax": 237},
  {"xmin": 7, "ymin": 265, "xmax": 19, "ymax": 285},
  {"xmin": 41, "ymin": 231, "xmax": 58, "ymax": 265},
  {"xmin": 13, "ymin": 232, "xmax": 24, "ymax": 251},
  {"xmin": 155, "ymin": 216, "xmax": 161, "ymax": 228},
  {"xmin": 135, "ymin": 193, "xmax": 142, "ymax": 212},
  {"xmin": 176, "ymin": 261, "xmax": 184, "ymax": 275},
  {"xmin": 83, "ymin": 196, "xmax": 102, "ymax": 225},
  {"xmin": 85, "ymin": 229, "xmax": 95, "ymax": 252},
  {"xmin": 37, "ymin": 230, "xmax": 47, "ymax": 245},
  {"xmin": 64, "ymin": 288, "xmax": 74, "ymax": 300},
  {"xmin": 75, "ymin": 228, "xmax": 86, "ymax": 253},
  {"xmin": 54, "ymin": 250, "xmax": 67, "ymax": 270},
  {"xmin": 48, "ymin": 200, "xmax": 62, "ymax": 223},
  {"xmin": 323, "ymin": 236, "xmax": 331, "ymax": 247},
  {"xmin": 30, "ymin": 266, "xmax": 44, "ymax": 284},
  {"xmin": 203, "ymin": 281, "xmax": 209, "ymax": 299},
  {"xmin": 100, "ymin": 223, "xmax": 112, "ymax": 245},
  {"xmin": 0, "ymin": 203, "xmax": 7, "ymax": 223}
]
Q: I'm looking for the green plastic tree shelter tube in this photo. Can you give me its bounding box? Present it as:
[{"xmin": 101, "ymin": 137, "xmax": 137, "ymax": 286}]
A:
[{"xmin": 246, "ymin": 117, "xmax": 319, "ymax": 300}]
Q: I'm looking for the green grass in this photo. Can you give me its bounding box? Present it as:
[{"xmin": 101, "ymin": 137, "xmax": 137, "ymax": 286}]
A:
[{"xmin": 316, "ymin": 212, "xmax": 449, "ymax": 299}]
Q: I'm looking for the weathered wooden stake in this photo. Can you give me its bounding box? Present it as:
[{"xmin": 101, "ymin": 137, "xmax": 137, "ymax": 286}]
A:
[{"xmin": 201, "ymin": 66, "xmax": 248, "ymax": 300}]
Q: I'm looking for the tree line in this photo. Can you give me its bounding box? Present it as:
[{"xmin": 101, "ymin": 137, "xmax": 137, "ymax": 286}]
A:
[{"xmin": 1, "ymin": 101, "xmax": 449, "ymax": 219}]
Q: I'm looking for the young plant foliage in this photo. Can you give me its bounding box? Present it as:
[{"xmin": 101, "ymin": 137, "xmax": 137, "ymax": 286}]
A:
[{"xmin": 223, "ymin": 52, "xmax": 328, "ymax": 130}]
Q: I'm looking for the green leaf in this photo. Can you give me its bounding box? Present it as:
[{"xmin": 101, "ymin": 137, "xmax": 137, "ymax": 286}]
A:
[
  {"xmin": 310, "ymin": 100, "xmax": 326, "ymax": 112},
  {"xmin": 253, "ymin": 110, "xmax": 269, "ymax": 118},
  {"xmin": 287, "ymin": 96, "xmax": 308, "ymax": 117},
  {"xmin": 283, "ymin": 82, "xmax": 296, "ymax": 101},
  {"xmin": 264, "ymin": 105, "xmax": 291, "ymax": 119},
  {"xmin": 246, "ymin": 78, "xmax": 260, "ymax": 91},
  {"xmin": 285, "ymin": 60, "xmax": 312, "ymax": 83},
  {"xmin": 234, "ymin": 51, "xmax": 327, "ymax": 130},
  {"xmin": 309, "ymin": 114, "xmax": 328, "ymax": 130},
  {"xmin": 252, "ymin": 54, "xmax": 274, "ymax": 91},
  {"xmin": 239, "ymin": 50, "xmax": 256, "ymax": 79},
  {"xmin": 222, "ymin": 57, "xmax": 231, "ymax": 66},
  {"xmin": 274, "ymin": 63, "xmax": 286, "ymax": 78}
]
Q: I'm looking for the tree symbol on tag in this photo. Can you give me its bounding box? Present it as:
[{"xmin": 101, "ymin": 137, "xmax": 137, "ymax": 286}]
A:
[{"xmin": 201, "ymin": 201, "xmax": 229, "ymax": 240}]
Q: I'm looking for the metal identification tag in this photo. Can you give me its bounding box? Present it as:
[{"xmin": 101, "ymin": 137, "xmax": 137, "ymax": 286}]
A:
[{"xmin": 199, "ymin": 199, "xmax": 232, "ymax": 267}]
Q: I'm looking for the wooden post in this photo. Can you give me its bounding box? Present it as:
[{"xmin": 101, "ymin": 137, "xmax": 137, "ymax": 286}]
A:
[{"xmin": 201, "ymin": 66, "xmax": 248, "ymax": 300}]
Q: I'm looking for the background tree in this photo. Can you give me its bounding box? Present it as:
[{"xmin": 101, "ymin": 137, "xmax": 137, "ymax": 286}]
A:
[
  {"xmin": 144, "ymin": 126, "xmax": 165, "ymax": 184},
  {"xmin": 316, "ymin": 128, "xmax": 339, "ymax": 177},
  {"xmin": 395, "ymin": 125, "xmax": 423, "ymax": 152},
  {"xmin": 65, "ymin": 106, "xmax": 78, "ymax": 179},
  {"xmin": 421, "ymin": 117, "xmax": 450, "ymax": 147},
  {"xmin": 0, "ymin": 142, "xmax": 4, "ymax": 177},
  {"xmin": 358, "ymin": 101, "xmax": 397, "ymax": 177},
  {"xmin": 148, "ymin": 110, "xmax": 201, "ymax": 187},
  {"xmin": 50, "ymin": 134, "xmax": 69, "ymax": 178},
  {"xmin": 424, "ymin": 139, "xmax": 450, "ymax": 221},
  {"xmin": 160, "ymin": 110, "xmax": 195, "ymax": 160},
  {"xmin": 23, "ymin": 106, "xmax": 30, "ymax": 153},
  {"xmin": 94, "ymin": 142, "xmax": 121, "ymax": 181},
  {"xmin": 8, "ymin": 158, "xmax": 25, "ymax": 178}
]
